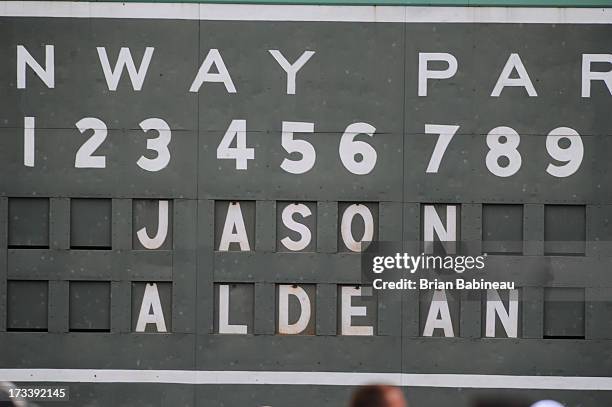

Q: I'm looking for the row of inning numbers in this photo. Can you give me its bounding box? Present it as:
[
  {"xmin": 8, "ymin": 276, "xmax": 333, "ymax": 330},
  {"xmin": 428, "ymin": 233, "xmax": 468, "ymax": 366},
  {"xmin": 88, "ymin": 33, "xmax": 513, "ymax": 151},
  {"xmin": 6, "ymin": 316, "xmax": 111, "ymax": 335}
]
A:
[{"xmin": 22, "ymin": 117, "xmax": 584, "ymax": 178}]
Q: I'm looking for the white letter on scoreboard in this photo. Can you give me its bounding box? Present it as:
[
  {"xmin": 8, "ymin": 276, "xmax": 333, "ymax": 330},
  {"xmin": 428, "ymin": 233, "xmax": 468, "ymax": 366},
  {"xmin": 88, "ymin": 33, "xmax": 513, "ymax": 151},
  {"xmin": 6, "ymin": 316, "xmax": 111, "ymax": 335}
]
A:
[
  {"xmin": 423, "ymin": 205, "xmax": 457, "ymax": 254},
  {"xmin": 216, "ymin": 119, "xmax": 254, "ymax": 170},
  {"xmin": 190, "ymin": 49, "xmax": 236, "ymax": 93},
  {"xmin": 96, "ymin": 47, "xmax": 154, "ymax": 91},
  {"xmin": 280, "ymin": 121, "xmax": 316, "ymax": 174},
  {"xmin": 278, "ymin": 285, "xmax": 312, "ymax": 334},
  {"xmin": 424, "ymin": 124, "xmax": 460, "ymax": 173},
  {"xmin": 340, "ymin": 286, "xmax": 373, "ymax": 336},
  {"xmin": 218, "ymin": 284, "xmax": 247, "ymax": 334},
  {"xmin": 485, "ymin": 289, "xmax": 519, "ymax": 338},
  {"xmin": 418, "ymin": 52, "xmax": 457, "ymax": 97},
  {"xmin": 491, "ymin": 53, "xmax": 537, "ymax": 97},
  {"xmin": 24, "ymin": 116, "xmax": 35, "ymax": 167},
  {"xmin": 269, "ymin": 50, "xmax": 315, "ymax": 95},
  {"xmin": 135, "ymin": 283, "xmax": 167, "ymax": 332},
  {"xmin": 136, "ymin": 200, "xmax": 169, "ymax": 250},
  {"xmin": 17, "ymin": 45, "xmax": 54, "ymax": 89},
  {"xmin": 582, "ymin": 54, "xmax": 612, "ymax": 97},
  {"xmin": 280, "ymin": 204, "xmax": 312, "ymax": 251},
  {"xmin": 423, "ymin": 290, "xmax": 454, "ymax": 337},
  {"xmin": 341, "ymin": 204, "xmax": 374, "ymax": 253},
  {"xmin": 219, "ymin": 202, "xmax": 250, "ymax": 251}
]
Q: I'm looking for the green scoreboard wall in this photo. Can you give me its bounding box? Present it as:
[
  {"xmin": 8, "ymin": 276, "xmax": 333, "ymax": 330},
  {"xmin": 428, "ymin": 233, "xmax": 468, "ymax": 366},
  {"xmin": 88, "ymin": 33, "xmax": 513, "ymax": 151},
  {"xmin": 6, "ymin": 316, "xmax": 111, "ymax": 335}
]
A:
[{"xmin": 0, "ymin": 2, "xmax": 612, "ymax": 406}]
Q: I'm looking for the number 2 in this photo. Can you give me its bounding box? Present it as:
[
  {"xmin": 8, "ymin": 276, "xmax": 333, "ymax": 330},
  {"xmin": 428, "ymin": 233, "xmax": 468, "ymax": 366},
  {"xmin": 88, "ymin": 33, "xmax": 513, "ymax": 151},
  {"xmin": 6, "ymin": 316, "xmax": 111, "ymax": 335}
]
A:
[{"xmin": 75, "ymin": 117, "xmax": 107, "ymax": 168}]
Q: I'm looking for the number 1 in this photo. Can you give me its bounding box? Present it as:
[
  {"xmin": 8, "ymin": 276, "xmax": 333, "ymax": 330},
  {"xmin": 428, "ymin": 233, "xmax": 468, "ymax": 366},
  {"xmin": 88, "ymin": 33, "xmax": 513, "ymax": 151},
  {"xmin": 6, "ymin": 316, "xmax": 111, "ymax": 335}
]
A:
[{"xmin": 24, "ymin": 116, "xmax": 35, "ymax": 167}]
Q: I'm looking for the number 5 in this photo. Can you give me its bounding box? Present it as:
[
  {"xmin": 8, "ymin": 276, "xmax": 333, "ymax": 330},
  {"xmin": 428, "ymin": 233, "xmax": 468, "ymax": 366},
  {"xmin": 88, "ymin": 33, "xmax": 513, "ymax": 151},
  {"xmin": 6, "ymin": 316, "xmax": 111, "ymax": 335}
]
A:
[
  {"xmin": 280, "ymin": 121, "xmax": 316, "ymax": 174},
  {"xmin": 425, "ymin": 124, "xmax": 460, "ymax": 173}
]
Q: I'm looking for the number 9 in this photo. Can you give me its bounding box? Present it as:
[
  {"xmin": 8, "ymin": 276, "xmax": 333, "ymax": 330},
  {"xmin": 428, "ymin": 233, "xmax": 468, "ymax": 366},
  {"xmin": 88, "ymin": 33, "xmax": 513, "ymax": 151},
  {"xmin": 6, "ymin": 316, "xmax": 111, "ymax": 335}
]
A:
[{"xmin": 546, "ymin": 127, "xmax": 583, "ymax": 178}]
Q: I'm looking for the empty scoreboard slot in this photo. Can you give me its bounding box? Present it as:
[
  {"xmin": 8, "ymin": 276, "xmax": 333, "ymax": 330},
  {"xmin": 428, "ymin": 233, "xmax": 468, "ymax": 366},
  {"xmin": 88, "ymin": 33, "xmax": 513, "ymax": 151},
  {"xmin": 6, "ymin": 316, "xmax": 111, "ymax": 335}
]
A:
[
  {"xmin": 544, "ymin": 205, "xmax": 586, "ymax": 256},
  {"xmin": 7, "ymin": 280, "xmax": 48, "ymax": 332},
  {"xmin": 482, "ymin": 204, "xmax": 523, "ymax": 255},
  {"xmin": 8, "ymin": 197, "xmax": 49, "ymax": 249},
  {"xmin": 543, "ymin": 288, "xmax": 586, "ymax": 339},
  {"xmin": 69, "ymin": 281, "xmax": 111, "ymax": 332},
  {"xmin": 70, "ymin": 199, "xmax": 112, "ymax": 250}
]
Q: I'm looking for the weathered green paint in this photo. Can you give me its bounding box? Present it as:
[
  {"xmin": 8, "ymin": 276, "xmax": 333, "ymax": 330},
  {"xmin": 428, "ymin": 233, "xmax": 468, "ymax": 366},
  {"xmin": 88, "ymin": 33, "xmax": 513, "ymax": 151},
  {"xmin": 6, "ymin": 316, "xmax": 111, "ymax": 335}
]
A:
[
  {"xmin": 59, "ymin": 0, "xmax": 612, "ymax": 7},
  {"xmin": 1, "ymin": 4, "xmax": 612, "ymax": 407}
]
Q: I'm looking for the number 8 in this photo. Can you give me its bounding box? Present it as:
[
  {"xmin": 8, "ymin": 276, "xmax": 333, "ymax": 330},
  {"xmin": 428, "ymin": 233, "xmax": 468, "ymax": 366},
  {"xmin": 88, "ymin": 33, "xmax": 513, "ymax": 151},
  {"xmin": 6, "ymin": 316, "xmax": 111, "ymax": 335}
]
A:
[{"xmin": 486, "ymin": 126, "xmax": 521, "ymax": 177}]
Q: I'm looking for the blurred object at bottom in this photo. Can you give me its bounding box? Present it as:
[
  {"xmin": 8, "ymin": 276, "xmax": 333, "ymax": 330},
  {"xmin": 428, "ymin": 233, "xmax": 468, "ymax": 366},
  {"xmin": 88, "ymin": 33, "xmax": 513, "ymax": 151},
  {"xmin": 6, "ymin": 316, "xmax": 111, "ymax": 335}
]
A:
[
  {"xmin": 349, "ymin": 384, "xmax": 407, "ymax": 407},
  {"xmin": 0, "ymin": 382, "xmax": 38, "ymax": 407},
  {"xmin": 531, "ymin": 401, "xmax": 564, "ymax": 407}
]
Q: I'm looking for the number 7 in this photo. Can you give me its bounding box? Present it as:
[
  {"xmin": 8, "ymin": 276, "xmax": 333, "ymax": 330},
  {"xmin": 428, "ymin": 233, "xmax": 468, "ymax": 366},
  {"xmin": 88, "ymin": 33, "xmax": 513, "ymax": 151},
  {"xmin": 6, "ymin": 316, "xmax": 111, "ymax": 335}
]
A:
[{"xmin": 425, "ymin": 124, "xmax": 460, "ymax": 173}]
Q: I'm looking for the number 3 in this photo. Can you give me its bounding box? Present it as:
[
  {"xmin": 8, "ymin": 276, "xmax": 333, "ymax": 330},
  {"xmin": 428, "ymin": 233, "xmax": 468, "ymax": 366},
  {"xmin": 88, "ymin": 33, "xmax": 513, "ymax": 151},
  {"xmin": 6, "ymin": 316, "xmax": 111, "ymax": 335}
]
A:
[{"xmin": 137, "ymin": 118, "xmax": 171, "ymax": 172}]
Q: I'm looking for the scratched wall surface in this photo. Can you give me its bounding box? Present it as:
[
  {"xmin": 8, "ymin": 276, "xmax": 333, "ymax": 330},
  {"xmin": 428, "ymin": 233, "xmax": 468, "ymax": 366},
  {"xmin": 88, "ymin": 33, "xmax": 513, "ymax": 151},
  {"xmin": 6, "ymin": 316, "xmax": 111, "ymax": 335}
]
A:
[{"xmin": 0, "ymin": 5, "xmax": 612, "ymax": 407}]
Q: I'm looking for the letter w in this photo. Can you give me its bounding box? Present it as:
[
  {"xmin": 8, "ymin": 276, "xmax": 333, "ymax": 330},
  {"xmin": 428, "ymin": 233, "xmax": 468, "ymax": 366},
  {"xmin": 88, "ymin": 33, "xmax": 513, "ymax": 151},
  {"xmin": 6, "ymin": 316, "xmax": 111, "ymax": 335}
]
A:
[{"xmin": 97, "ymin": 47, "xmax": 154, "ymax": 91}]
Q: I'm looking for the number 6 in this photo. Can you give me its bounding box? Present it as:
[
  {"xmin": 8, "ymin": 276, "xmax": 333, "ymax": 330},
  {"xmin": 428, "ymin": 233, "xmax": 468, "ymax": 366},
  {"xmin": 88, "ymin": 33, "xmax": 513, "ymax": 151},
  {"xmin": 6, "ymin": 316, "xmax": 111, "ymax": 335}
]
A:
[{"xmin": 339, "ymin": 122, "xmax": 377, "ymax": 175}]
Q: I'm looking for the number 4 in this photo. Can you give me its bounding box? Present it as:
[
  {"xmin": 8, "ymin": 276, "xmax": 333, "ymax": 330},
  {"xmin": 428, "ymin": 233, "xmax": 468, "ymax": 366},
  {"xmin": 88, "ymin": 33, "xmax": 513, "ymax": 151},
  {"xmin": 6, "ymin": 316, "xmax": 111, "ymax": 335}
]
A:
[
  {"xmin": 217, "ymin": 119, "xmax": 254, "ymax": 170},
  {"xmin": 425, "ymin": 124, "xmax": 460, "ymax": 173}
]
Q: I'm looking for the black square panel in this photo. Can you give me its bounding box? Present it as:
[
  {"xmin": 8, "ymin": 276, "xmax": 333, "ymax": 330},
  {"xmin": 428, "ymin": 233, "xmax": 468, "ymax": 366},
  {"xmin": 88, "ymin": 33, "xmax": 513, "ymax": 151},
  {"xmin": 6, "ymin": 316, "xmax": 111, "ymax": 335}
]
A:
[
  {"xmin": 482, "ymin": 204, "xmax": 523, "ymax": 254},
  {"xmin": 544, "ymin": 205, "xmax": 586, "ymax": 255},
  {"xmin": 8, "ymin": 198, "xmax": 49, "ymax": 248},
  {"xmin": 544, "ymin": 288, "xmax": 585, "ymax": 339},
  {"xmin": 69, "ymin": 281, "xmax": 111, "ymax": 332},
  {"xmin": 70, "ymin": 199, "xmax": 112, "ymax": 249},
  {"xmin": 7, "ymin": 280, "xmax": 48, "ymax": 331}
]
